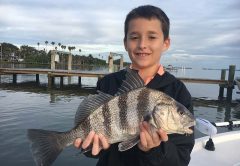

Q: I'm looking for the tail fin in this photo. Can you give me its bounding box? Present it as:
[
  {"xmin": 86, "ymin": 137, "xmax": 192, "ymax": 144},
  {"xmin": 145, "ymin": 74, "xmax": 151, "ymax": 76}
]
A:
[{"xmin": 27, "ymin": 129, "xmax": 67, "ymax": 166}]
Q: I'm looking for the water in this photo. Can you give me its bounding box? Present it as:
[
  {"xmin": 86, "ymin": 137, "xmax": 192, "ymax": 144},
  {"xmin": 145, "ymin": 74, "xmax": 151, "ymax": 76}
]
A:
[{"xmin": 0, "ymin": 67, "xmax": 240, "ymax": 166}]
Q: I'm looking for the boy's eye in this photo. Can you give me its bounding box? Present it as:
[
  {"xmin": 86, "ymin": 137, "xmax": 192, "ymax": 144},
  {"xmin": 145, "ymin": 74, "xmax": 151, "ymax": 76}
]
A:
[
  {"xmin": 129, "ymin": 36, "xmax": 139, "ymax": 40},
  {"xmin": 149, "ymin": 36, "xmax": 157, "ymax": 40}
]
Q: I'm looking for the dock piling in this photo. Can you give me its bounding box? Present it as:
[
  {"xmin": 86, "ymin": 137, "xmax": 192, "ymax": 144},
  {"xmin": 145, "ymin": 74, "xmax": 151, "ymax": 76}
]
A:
[
  {"xmin": 108, "ymin": 53, "xmax": 113, "ymax": 73},
  {"xmin": 48, "ymin": 74, "xmax": 55, "ymax": 88},
  {"xmin": 78, "ymin": 76, "xmax": 82, "ymax": 87},
  {"xmin": 51, "ymin": 50, "xmax": 56, "ymax": 70},
  {"xmin": 60, "ymin": 76, "xmax": 64, "ymax": 88},
  {"xmin": 218, "ymin": 69, "xmax": 226, "ymax": 100},
  {"xmin": 226, "ymin": 65, "xmax": 236, "ymax": 102},
  {"xmin": 68, "ymin": 53, "xmax": 72, "ymax": 71},
  {"xmin": 36, "ymin": 74, "xmax": 40, "ymax": 84},
  {"xmin": 13, "ymin": 74, "xmax": 17, "ymax": 84}
]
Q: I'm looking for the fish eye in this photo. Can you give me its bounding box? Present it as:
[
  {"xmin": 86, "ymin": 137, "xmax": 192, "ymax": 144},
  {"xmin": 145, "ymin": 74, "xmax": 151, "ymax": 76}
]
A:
[{"xmin": 179, "ymin": 110, "xmax": 184, "ymax": 116}]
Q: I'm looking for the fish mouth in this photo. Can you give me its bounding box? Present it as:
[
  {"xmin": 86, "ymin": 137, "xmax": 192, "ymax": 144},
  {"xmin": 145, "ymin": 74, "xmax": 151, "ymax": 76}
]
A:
[
  {"xmin": 185, "ymin": 128, "xmax": 193, "ymax": 134},
  {"xmin": 184, "ymin": 121, "xmax": 196, "ymax": 134}
]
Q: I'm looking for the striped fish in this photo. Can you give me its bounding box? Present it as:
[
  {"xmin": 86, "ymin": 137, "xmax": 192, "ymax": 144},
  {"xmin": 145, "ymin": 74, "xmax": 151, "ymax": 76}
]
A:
[{"xmin": 27, "ymin": 68, "xmax": 195, "ymax": 166}]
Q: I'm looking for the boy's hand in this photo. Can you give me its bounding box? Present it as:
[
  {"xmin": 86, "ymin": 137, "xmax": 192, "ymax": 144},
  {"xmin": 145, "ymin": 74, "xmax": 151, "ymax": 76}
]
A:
[
  {"xmin": 74, "ymin": 131, "xmax": 110, "ymax": 155},
  {"xmin": 138, "ymin": 121, "xmax": 168, "ymax": 152}
]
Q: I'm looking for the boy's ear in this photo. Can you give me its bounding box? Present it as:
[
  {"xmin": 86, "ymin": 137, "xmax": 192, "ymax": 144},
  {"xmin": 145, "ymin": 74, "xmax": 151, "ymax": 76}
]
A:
[{"xmin": 163, "ymin": 38, "xmax": 170, "ymax": 52}]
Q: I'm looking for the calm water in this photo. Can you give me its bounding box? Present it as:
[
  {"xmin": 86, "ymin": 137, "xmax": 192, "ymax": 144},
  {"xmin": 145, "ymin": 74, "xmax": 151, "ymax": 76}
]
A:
[{"xmin": 0, "ymin": 67, "xmax": 240, "ymax": 166}]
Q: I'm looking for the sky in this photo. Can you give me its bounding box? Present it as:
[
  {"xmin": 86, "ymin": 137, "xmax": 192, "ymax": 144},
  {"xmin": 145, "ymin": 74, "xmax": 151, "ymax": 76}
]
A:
[{"xmin": 0, "ymin": 0, "xmax": 240, "ymax": 68}]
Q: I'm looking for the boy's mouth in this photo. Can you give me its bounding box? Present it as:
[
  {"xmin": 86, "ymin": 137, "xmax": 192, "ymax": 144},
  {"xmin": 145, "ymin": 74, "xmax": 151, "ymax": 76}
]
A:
[{"xmin": 135, "ymin": 53, "xmax": 150, "ymax": 57}]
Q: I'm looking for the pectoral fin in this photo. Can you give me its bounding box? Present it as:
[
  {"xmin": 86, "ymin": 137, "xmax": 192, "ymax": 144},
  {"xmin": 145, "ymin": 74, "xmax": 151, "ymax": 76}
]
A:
[{"xmin": 118, "ymin": 136, "xmax": 140, "ymax": 151}]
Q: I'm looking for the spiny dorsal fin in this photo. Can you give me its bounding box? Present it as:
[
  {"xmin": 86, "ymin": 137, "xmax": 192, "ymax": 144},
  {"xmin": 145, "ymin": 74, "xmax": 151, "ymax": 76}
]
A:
[
  {"xmin": 74, "ymin": 91, "xmax": 113, "ymax": 126},
  {"xmin": 116, "ymin": 67, "xmax": 145, "ymax": 95}
]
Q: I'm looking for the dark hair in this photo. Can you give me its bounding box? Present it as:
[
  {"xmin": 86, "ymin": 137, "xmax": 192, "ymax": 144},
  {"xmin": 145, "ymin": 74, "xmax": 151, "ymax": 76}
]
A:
[{"xmin": 124, "ymin": 5, "xmax": 170, "ymax": 41}]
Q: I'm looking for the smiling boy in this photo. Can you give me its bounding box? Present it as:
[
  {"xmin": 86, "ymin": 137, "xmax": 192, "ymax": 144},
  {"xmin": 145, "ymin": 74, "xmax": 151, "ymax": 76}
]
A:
[{"xmin": 74, "ymin": 5, "xmax": 194, "ymax": 166}]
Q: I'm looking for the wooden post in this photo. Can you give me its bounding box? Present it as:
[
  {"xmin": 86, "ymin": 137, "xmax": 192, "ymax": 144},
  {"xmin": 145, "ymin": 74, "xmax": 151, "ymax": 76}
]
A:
[
  {"xmin": 218, "ymin": 69, "xmax": 226, "ymax": 100},
  {"xmin": 120, "ymin": 55, "xmax": 124, "ymax": 70},
  {"xmin": 60, "ymin": 76, "xmax": 64, "ymax": 88},
  {"xmin": 48, "ymin": 74, "xmax": 55, "ymax": 88},
  {"xmin": 78, "ymin": 76, "xmax": 82, "ymax": 87},
  {"xmin": 68, "ymin": 77, "xmax": 71, "ymax": 85},
  {"xmin": 51, "ymin": 50, "xmax": 56, "ymax": 70},
  {"xmin": 36, "ymin": 74, "xmax": 40, "ymax": 84},
  {"xmin": 68, "ymin": 53, "xmax": 72, "ymax": 71},
  {"xmin": 68, "ymin": 53, "xmax": 72, "ymax": 85},
  {"xmin": 108, "ymin": 53, "xmax": 113, "ymax": 73},
  {"xmin": 226, "ymin": 65, "xmax": 235, "ymax": 102},
  {"xmin": 224, "ymin": 104, "xmax": 231, "ymax": 122},
  {"xmin": 13, "ymin": 74, "xmax": 17, "ymax": 84}
]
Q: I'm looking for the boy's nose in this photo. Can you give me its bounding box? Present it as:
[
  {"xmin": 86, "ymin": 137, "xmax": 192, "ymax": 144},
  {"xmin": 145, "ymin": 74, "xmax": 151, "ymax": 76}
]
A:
[{"xmin": 138, "ymin": 38, "xmax": 147, "ymax": 49}]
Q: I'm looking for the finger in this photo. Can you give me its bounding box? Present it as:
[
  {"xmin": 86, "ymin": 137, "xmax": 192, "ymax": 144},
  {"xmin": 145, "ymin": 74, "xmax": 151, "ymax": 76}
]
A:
[
  {"xmin": 139, "ymin": 123, "xmax": 148, "ymax": 148},
  {"xmin": 99, "ymin": 134, "xmax": 110, "ymax": 150},
  {"xmin": 142, "ymin": 122, "xmax": 154, "ymax": 145},
  {"xmin": 74, "ymin": 138, "xmax": 82, "ymax": 148},
  {"xmin": 92, "ymin": 134, "xmax": 100, "ymax": 155},
  {"xmin": 82, "ymin": 131, "xmax": 95, "ymax": 149},
  {"xmin": 142, "ymin": 121, "xmax": 151, "ymax": 132},
  {"xmin": 158, "ymin": 129, "xmax": 168, "ymax": 142},
  {"xmin": 151, "ymin": 131, "xmax": 161, "ymax": 145}
]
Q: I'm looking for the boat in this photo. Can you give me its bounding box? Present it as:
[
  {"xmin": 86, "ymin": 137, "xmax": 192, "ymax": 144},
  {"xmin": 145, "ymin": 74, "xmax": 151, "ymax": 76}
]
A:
[
  {"xmin": 189, "ymin": 119, "xmax": 240, "ymax": 166},
  {"xmin": 189, "ymin": 130, "xmax": 240, "ymax": 166}
]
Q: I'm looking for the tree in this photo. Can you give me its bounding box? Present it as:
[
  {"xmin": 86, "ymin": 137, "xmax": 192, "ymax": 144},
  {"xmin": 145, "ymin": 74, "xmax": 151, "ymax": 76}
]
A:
[
  {"xmin": 45, "ymin": 41, "xmax": 48, "ymax": 53},
  {"xmin": 61, "ymin": 45, "xmax": 66, "ymax": 51},
  {"xmin": 88, "ymin": 54, "xmax": 93, "ymax": 59},
  {"xmin": 51, "ymin": 42, "xmax": 55, "ymax": 50},
  {"xmin": 72, "ymin": 46, "xmax": 76, "ymax": 51},
  {"xmin": 58, "ymin": 43, "xmax": 61, "ymax": 50},
  {"xmin": 37, "ymin": 42, "xmax": 40, "ymax": 51},
  {"xmin": 68, "ymin": 46, "xmax": 75, "ymax": 53}
]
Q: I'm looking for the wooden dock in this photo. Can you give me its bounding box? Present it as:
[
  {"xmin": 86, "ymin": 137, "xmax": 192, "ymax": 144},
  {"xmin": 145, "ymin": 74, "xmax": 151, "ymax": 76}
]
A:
[
  {"xmin": 0, "ymin": 68, "xmax": 106, "ymax": 77},
  {"xmin": 0, "ymin": 68, "xmax": 106, "ymax": 88},
  {"xmin": 0, "ymin": 65, "xmax": 237, "ymax": 102}
]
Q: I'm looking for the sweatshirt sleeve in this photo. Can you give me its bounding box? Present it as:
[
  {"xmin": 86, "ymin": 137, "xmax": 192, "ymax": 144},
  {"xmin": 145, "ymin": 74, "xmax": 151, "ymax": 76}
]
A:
[{"xmin": 136, "ymin": 133, "xmax": 194, "ymax": 166}]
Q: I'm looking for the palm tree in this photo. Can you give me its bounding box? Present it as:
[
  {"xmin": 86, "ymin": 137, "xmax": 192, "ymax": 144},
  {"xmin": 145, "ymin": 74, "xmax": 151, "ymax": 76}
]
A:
[
  {"xmin": 63, "ymin": 46, "xmax": 67, "ymax": 51},
  {"xmin": 58, "ymin": 43, "xmax": 61, "ymax": 50},
  {"xmin": 45, "ymin": 41, "xmax": 48, "ymax": 53},
  {"xmin": 68, "ymin": 46, "xmax": 72, "ymax": 52},
  {"xmin": 51, "ymin": 42, "xmax": 55, "ymax": 50},
  {"xmin": 37, "ymin": 42, "xmax": 40, "ymax": 51},
  {"xmin": 72, "ymin": 46, "xmax": 76, "ymax": 51}
]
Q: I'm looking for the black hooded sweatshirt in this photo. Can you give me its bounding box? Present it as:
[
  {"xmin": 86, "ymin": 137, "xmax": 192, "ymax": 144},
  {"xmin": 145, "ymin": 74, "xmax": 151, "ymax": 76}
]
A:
[{"xmin": 85, "ymin": 69, "xmax": 195, "ymax": 166}]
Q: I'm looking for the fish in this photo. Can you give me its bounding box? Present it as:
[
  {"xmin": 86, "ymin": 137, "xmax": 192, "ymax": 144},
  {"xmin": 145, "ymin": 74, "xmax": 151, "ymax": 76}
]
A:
[{"xmin": 27, "ymin": 67, "xmax": 195, "ymax": 166}]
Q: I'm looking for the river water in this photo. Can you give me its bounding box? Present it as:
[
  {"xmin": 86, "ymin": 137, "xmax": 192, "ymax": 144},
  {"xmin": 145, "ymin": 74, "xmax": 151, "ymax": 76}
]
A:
[{"xmin": 0, "ymin": 67, "xmax": 240, "ymax": 166}]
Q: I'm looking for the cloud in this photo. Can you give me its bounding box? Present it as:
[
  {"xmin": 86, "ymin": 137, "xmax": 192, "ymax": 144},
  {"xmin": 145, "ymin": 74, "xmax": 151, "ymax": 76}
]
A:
[
  {"xmin": 0, "ymin": 2, "xmax": 126, "ymax": 45},
  {"xmin": 0, "ymin": 0, "xmax": 239, "ymax": 67}
]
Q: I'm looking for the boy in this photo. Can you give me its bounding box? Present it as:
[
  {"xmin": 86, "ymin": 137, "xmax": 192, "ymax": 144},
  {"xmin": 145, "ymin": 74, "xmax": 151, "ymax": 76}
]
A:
[{"xmin": 74, "ymin": 5, "xmax": 194, "ymax": 166}]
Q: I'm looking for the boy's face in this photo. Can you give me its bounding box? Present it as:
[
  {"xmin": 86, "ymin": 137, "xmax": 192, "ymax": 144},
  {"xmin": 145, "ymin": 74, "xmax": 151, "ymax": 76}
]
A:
[{"xmin": 124, "ymin": 18, "xmax": 170, "ymax": 69}]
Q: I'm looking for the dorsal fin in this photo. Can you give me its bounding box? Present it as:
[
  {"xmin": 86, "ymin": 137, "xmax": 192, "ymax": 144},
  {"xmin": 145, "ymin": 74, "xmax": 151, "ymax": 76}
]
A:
[
  {"xmin": 74, "ymin": 91, "xmax": 113, "ymax": 126},
  {"xmin": 116, "ymin": 67, "xmax": 145, "ymax": 95}
]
